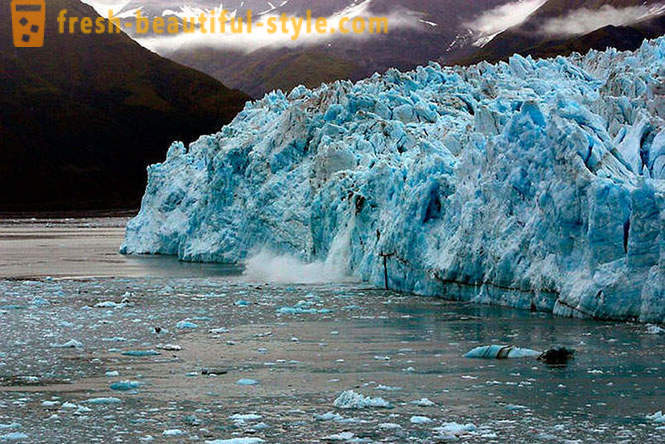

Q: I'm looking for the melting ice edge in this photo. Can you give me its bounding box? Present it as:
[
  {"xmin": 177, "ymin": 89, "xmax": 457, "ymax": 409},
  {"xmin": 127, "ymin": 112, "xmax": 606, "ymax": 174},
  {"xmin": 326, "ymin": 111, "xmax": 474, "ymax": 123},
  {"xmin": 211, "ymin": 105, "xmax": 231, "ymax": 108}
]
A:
[{"xmin": 122, "ymin": 38, "xmax": 665, "ymax": 322}]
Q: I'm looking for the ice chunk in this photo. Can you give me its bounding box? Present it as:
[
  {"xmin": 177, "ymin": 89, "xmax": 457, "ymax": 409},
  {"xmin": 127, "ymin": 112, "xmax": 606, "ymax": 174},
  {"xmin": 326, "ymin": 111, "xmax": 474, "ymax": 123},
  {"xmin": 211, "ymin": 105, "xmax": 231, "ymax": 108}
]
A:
[
  {"xmin": 434, "ymin": 422, "xmax": 477, "ymax": 436},
  {"xmin": 157, "ymin": 344, "xmax": 182, "ymax": 351},
  {"xmin": 277, "ymin": 300, "xmax": 332, "ymax": 315},
  {"xmin": 85, "ymin": 397, "xmax": 122, "ymax": 405},
  {"xmin": 0, "ymin": 432, "xmax": 28, "ymax": 441},
  {"xmin": 333, "ymin": 390, "xmax": 392, "ymax": 409},
  {"xmin": 94, "ymin": 301, "xmax": 124, "ymax": 308},
  {"xmin": 110, "ymin": 380, "xmax": 141, "ymax": 391},
  {"xmin": 121, "ymin": 350, "xmax": 160, "ymax": 356},
  {"xmin": 229, "ymin": 414, "xmax": 262, "ymax": 422},
  {"xmin": 176, "ymin": 320, "xmax": 198, "ymax": 329},
  {"xmin": 647, "ymin": 411, "xmax": 665, "ymax": 423},
  {"xmin": 410, "ymin": 398, "xmax": 436, "ymax": 407},
  {"xmin": 410, "ymin": 416, "xmax": 433, "ymax": 424},
  {"xmin": 322, "ymin": 432, "xmax": 355, "ymax": 441},
  {"xmin": 646, "ymin": 324, "xmax": 664, "ymax": 334},
  {"xmin": 49, "ymin": 340, "xmax": 83, "ymax": 349},
  {"xmin": 162, "ymin": 429, "xmax": 185, "ymax": 437},
  {"xmin": 464, "ymin": 345, "xmax": 541, "ymax": 359},
  {"xmin": 205, "ymin": 439, "xmax": 264, "ymax": 444},
  {"xmin": 236, "ymin": 379, "xmax": 259, "ymax": 385}
]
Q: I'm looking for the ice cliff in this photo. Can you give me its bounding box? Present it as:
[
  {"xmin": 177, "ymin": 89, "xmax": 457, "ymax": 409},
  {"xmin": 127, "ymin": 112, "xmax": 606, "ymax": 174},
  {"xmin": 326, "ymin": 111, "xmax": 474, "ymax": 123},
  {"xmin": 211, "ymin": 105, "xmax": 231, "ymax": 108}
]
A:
[{"xmin": 122, "ymin": 38, "xmax": 665, "ymax": 322}]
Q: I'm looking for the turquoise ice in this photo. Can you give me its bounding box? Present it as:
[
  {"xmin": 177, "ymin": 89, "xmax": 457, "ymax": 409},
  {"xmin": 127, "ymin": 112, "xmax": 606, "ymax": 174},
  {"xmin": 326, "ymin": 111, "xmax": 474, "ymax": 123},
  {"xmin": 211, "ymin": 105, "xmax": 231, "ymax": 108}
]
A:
[{"xmin": 122, "ymin": 38, "xmax": 665, "ymax": 322}]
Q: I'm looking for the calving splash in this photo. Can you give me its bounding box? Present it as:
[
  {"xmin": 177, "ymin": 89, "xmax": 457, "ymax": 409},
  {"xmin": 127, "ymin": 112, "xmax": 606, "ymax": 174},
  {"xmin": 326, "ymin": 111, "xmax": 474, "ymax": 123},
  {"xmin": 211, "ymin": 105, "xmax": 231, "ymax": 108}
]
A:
[
  {"xmin": 243, "ymin": 217, "xmax": 356, "ymax": 283},
  {"xmin": 122, "ymin": 38, "xmax": 665, "ymax": 322}
]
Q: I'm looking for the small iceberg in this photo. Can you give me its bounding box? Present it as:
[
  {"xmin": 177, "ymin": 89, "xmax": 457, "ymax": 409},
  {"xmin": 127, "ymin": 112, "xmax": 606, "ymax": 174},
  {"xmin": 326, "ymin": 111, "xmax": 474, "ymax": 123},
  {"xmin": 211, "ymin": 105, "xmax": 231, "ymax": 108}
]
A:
[
  {"xmin": 333, "ymin": 390, "xmax": 392, "ymax": 409},
  {"xmin": 410, "ymin": 416, "xmax": 433, "ymax": 424},
  {"xmin": 464, "ymin": 345, "xmax": 540, "ymax": 359},
  {"xmin": 647, "ymin": 411, "xmax": 665, "ymax": 423},
  {"xmin": 85, "ymin": 397, "xmax": 122, "ymax": 405},
  {"xmin": 49, "ymin": 340, "xmax": 83, "ymax": 349},
  {"xmin": 0, "ymin": 432, "xmax": 28, "ymax": 441},
  {"xmin": 110, "ymin": 380, "xmax": 142, "ymax": 391},
  {"xmin": 205, "ymin": 439, "xmax": 264, "ymax": 444},
  {"xmin": 176, "ymin": 320, "xmax": 198, "ymax": 329},
  {"xmin": 121, "ymin": 350, "xmax": 160, "ymax": 356},
  {"xmin": 236, "ymin": 378, "xmax": 259, "ymax": 386}
]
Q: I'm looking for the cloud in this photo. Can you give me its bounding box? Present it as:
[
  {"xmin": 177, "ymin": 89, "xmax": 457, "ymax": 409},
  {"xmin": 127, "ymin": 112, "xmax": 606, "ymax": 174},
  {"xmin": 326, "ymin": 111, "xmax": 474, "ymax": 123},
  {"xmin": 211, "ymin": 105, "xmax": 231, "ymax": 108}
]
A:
[
  {"xmin": 465, "ymin": 0, "xmax": 547, "ymax": 38},
  {"xmin": 541, "ymin": 4, "xmax": 665, "ymax": 36},
  {"xmin": 82, "ymin": 0, "xmax": 133, "ymax": 16},
  {"xmin": 132, "ymin": 0, "xmax": 422, "ymax": 54}
]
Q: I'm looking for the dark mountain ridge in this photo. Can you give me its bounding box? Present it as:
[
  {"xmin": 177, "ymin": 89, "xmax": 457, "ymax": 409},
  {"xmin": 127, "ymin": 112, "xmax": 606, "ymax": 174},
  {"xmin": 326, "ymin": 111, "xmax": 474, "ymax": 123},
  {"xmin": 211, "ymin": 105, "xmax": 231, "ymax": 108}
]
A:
[
  {"xmin": 456, "ymin": 0, "xmax": 665, "ymax": 65},
  {"xmin": 0, "ymin": 0, "xmax": 248, "ymax": 211}
]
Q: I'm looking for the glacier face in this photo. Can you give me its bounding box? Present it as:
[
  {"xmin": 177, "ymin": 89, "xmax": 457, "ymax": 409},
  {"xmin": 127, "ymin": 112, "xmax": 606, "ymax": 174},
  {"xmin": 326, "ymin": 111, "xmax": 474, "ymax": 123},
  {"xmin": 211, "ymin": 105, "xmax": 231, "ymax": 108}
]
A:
[{"xmin": 122, "ymin": 38, "xmax": 665, "ymax": 322}]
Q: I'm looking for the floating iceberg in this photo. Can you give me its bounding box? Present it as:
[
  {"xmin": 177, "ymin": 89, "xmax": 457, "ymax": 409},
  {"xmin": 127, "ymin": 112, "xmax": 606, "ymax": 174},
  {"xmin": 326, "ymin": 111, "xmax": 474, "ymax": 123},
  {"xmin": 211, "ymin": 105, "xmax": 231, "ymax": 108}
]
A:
[
  {"xmin": 333, "ymin": 390, "xmax": 392, "ymax": 409},
  {"xmin": 123, "ymin": 38, "xmax": 665, "ymax": 322},
  {"xmin": 464, "ymin": 345, "xmax": 541, "ymax": 359},
  {"xmin": 49, "ymin": 340, "xmax": 83, "ymax": 349},
  {"xmin": 109, "ymin": 380, "xmax": 142, "ymax": 391},
  {"xmin": 647, "ymin": 411, "xmax": 665, "ymax": 423}
]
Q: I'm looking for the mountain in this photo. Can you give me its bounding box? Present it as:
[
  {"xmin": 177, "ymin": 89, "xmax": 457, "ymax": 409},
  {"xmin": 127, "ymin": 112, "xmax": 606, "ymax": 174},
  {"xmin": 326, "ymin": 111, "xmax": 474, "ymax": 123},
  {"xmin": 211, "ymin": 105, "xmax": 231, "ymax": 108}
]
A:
[
  {"xmin": 0, "ymin": 0, "xmax": 248, "ymax": 211},
  {"xmin": 90, "ymin": 0, "xmax": 518, "ymax": 97},
  {"xmin": 122, "ymin": 37, "xmax": 664, "ymax": 322},
  {"xmin": 457, "ymin": 0, "xmax": 665, "ymax": 65}
]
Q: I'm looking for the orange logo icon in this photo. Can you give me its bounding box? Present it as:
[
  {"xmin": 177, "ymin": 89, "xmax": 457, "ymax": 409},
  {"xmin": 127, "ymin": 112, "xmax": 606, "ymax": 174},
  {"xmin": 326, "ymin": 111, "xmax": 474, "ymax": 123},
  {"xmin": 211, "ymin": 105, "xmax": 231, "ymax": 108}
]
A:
[{"xmin": 11, "ymin": 0, "xmax": 45, "ymax": 47}]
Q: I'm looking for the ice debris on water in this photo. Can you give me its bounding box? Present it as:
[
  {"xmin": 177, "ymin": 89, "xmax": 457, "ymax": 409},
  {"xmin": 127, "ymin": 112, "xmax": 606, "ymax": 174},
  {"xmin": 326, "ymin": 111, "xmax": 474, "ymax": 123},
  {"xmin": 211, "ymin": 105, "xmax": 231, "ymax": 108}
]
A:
[
  {"xmin": 229, "ymin": 414, "xmax": 262, "ymax": 425},
  {"xmin": 333, "ymin": 390, "xmax": 392, "ymax": 409},
  {"xmin": 156, "ymin": 343, "xmax": 182, "ymax": 351},
  {"xmin": 375, "ymin": 385, "xmax": 401, "ymax": 391},
  {"xmin": 646, "ymin": 324, "xmax": 664, "ymax": 334},
  {"xmin": 410, "ymin": 415, "xmax": 433, "ymax": 424},
  {"xmin": 162, "ymin": 429, "xmax": 185, "ymax": 437},
  {"xmin": 85, "ymin": 397, "xmax": 122, "ymax": 405},
  {"xmin": 176, "ymin": 320, "xmax": 198, "ymax": 329},
  {"xmin": 110, "ymin": 380, "xmax": 142, "ymax": 391},
  {"xmin": 122, "ymin": 37, "xmax": 665, "ymax": 323},
  {"xmin": 464, "ymin": 345, "xmax": 541, "ymax": 359},
  {"xmin": 205, "ymin": 439, "xmax": 264, "ymax": 444},
  {"xmin": 236, "ymin": 379, "xmax": 259, "ymax": 385},
  {"xmin": 323, "ymin": 431, "xmax": 355, "ymax": 441},
  {"xmin": 434, "ymin": 422, "xmax": 477, "ymax": 438},
  {"xmin": 0, "ymin": 432, "xmax": 28, "ymax": 441},
  {"xmin": 121, "ymin": 350, "xmax": 160, "ymax": 356},
  {"xmin": 31, "ymin": 297, "xmax": 49, "ymax": 306},
  {"xmin": 94, "ymin": 301, "xmax": 125, "ymax": 308},
  {"xmin": 49, "ymin": 340, "xmax": 83, "ymax": 349},
  {"xmin": 410, "ymin": 398, "xmax": 436, "ymax": 407},
  {"xmin": 277, "ymin": 300, "xmax": 332, "ymax": 315},
  {"xmin": 647, "ymin": 411, "xmax": 665, "ymax": 423}
]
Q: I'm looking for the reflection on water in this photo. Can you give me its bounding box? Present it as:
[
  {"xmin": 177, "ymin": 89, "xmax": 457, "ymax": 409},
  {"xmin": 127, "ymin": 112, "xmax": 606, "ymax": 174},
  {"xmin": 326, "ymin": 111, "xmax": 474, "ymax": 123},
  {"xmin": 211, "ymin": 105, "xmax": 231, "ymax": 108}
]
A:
[
  {"xmin": 122, "ymin": 254, "xmax": 244, "ymax": 278},
  {"xmin": 369, "ymin": 299, "xmax": 665, "ymax": 425},
  {"xmin": 0, "ymin": 217, "xmax": 245, "ymax": 279}
]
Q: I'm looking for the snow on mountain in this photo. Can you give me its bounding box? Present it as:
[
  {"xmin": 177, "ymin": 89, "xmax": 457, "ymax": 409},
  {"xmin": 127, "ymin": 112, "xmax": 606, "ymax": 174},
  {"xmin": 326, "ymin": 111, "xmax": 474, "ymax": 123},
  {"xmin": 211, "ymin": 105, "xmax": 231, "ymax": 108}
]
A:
[{"xmin": 122, "ymin": 38, "xmax": 665, "ymax": 322}]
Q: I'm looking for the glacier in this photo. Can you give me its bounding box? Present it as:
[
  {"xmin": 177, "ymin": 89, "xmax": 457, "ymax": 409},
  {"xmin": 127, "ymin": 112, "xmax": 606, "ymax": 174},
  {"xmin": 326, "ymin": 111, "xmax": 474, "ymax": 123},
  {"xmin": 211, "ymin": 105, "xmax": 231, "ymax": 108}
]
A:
[{"xmin": 121, "ymin": 38, "xmax": 665, "ymax": 322}]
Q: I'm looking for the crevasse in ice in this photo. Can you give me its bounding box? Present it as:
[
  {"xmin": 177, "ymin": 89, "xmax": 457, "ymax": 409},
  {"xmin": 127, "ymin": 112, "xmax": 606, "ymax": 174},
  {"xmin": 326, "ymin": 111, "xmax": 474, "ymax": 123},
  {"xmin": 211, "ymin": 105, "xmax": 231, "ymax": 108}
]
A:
[{"xmin": 122, "ymin": 38, "xmax": 665, "ymax": 322}]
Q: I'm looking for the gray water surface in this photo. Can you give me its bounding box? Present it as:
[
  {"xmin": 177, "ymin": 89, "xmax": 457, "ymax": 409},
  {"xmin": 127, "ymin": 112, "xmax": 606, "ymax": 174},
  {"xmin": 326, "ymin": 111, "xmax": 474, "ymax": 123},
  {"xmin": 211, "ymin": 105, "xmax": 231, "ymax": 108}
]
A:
[{"xmin": 0, "ymin": 218, "xmax": 663, "ymax": 442}]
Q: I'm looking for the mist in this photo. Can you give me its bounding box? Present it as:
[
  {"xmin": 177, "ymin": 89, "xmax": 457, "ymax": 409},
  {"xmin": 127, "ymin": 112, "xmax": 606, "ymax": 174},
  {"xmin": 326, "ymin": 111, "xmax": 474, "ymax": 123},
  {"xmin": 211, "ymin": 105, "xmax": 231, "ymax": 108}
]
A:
[
  {"xmin": 465, "ymin": 0, "xmax": 547, "ymax": 40},
  {"xmin": 125, "ymin": 0, "xmax": 423, "ymax": 53},
  {"xmin": 541, "ymin": 4, "xmax": 665, "ymax": 36},
  {"xmin": 242, "ymin": 250, "xmax": 355, "ymax": 284}
]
